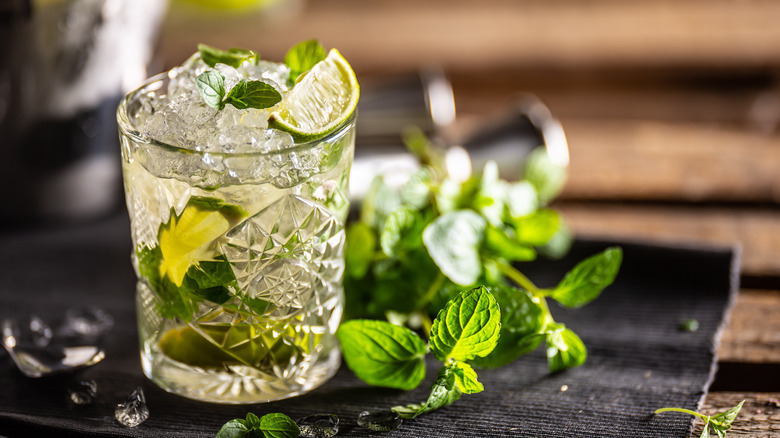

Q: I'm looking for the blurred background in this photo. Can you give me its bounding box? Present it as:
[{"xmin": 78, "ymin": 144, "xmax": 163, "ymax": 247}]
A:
[
  {"xmin": 5, "ymin": 0, "xmax": 779, "ymax": 276},
  {"xmin": 162, "ymin": 0, "xmax": 780, "ymax": 284}
]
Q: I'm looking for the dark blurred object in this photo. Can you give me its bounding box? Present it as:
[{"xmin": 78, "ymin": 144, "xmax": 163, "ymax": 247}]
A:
[
  {"xmin": 462, "ymin": 93, "xmax": 569, "ymax": 178},
  {"xmin": 352, "ymin": 72, "xmax": 567, "ymax": 199},
  {"xmin": 357, "ymin": 68, "xmax": 455, "ymax": 146},
  {"xmin": 0, "ymin": 0, "xmax": 166, "ymax": 229}
]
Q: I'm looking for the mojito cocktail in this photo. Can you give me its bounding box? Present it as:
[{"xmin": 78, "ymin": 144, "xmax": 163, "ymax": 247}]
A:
[{"xmin": 117, "ymin": 42, "xmax": 358, "ymax": 403}]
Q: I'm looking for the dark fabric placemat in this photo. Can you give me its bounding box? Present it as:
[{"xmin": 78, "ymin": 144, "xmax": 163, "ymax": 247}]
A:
[{"xmin": 0, "ymin": 214, "xmax": 738, "ymax": 437}]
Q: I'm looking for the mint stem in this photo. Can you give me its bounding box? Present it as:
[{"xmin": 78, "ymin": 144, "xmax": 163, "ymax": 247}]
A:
[
  {"xmin": 654, "ymin": 407, "xmax": 711, "ymax": 423},
  {"xmin": 498, "ymin": 263, "xmax": 539, "ymax": 294}
]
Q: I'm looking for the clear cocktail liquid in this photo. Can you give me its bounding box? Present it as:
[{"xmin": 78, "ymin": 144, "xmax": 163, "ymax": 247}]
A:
[{"xmin": 118, "ymin": 53, "xmax": 355, "ymax": 403}]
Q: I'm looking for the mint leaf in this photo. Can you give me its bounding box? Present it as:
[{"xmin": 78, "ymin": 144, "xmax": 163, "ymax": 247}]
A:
[
  {"xmin": 400, "ymin": 167, "xmax": 433, "ymax": 211},
  {"xmin": 186, "ymin": 196, "xmax": 248, "ymax": 223},
  {"xmin": 285, "ymin": 39, "xmax": 326, "ymax": 85},
  {"xmin": 224, "ymin": 80, "xmax": 282, "ymax": 110},
  {"xmin": 245, "ymin": 413, "xmax": 262, "ymax": 430},
  {"xmin": 513, "ymin": 209, "xmax": 560, "ymax": 247},
  {"xmin": 506, "ymin": 181, "xmax": 538, "ymax": 219},
  {"xmin": 180, "ymin": 256, "xmax": 236, "ymax": 305},
  {"xmin": 550, "ymin": 247, "xmax": 622, "ymax": 308},
  {"xmin": 546, "ymin": 325, "xmax": 587, "ymax": 372},
  {"xmin": 217, "ymin": 413, "xmax": 299, "ymax": 438},
  {"xmin": 380, "ymin": 208, "xmax": 424, "ymax": 257},
  {"xmin": 710, "ymin": 400, "xmax": 744, "ymax": 435},
  {"xmin": 538, "ymin": 219, "xmax": 573, "ymax": 259},
  {"xmin": 361, "ymin": 175, "xmax": 402, "ymax": 230},
  {"xmin": 258, "ymin": 413, "xmax": 300, "ymax": 438},
  {"xmin": 392, "ymin": 365, "xmax": 462, "ymax": 419},
  {"xmin": 345, "ymin": 223, "xmax": 375, "ymax": 278},
  {"xmin": 198, "ymin": 43, "xmax": 258, "ymax": 68},
  {"xmin": 196, "ymin": 70, "xmax": 226, "ymax": 110},
  {"xmin": 216, "ymin": 418, "xmax": 250, "ymax": 438},
  {"xmin": 137, "ymin": 244, "xmax": 195, "ymax": 321},
  {"xmin": 429, "ymin": 286, "xmax": 501, "ymax": 362},
  {"xmin": 470, "ymin": 286, "xmax": 545, "ymax": 369},
  {"xmin": 336, "ymin": 319, "xmax": 427, "ymax": 390},
  {"xmin": 522, "ymin": 147, "xmax": 567, "ymax": 205},
  {"xmin": 483, "ymin": 225, "xmax": 536, "ymax": 262},
  {"xmin": 423, "ymin": 210, "xmax": 486, "ymax": 286},
  {"xmin": 473, "ymin": 161, "xmax": 508, "ymax": 227},
  {"xmin": 450, "ymin": 361, "xmax": 483, "ymax": 393}
]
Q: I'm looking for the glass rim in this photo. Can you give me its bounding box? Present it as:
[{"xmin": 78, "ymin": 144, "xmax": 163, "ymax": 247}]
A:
[{"xmin": 116, "ymin": 72, "xmax": 357, "ymax": 158}]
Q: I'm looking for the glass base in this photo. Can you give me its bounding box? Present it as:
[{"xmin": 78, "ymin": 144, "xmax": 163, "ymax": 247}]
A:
[{"xmin": 140, "ymin": 342, "xmax": 340, "ymax": 404}]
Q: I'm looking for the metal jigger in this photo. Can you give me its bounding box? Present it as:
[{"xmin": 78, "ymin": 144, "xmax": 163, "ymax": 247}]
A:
[{"xmin": 351, "ymin": 69, "xmax": 569, "ymax": 199}]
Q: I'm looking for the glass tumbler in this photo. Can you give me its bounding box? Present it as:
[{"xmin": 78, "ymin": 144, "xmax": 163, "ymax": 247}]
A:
[{"xmin": 117, "ymin": 73, "xmax": 355, "ymax": 404}]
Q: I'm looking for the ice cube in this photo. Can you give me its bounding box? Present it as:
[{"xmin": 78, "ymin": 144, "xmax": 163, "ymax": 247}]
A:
[
  {"xmin": 2, "ymin": 318, "xmax": 105, "ymax": 378},
  {"xmin": 28, "ymin": 315, "xmax": 53, "ymax": 348},
  {"xmin": 242, "ymin": 60, "xmax": 290, "ymax": 92},
  {"xmin": 68, "ymin": 379, "xmax": 98, "ymax": 405},
  {"xmin": 357, "ymin": 410, "xmax": 402, "ymax": 432},
  {"xmin": 215, "ymin": 63, "xmax": 242, "ymax": 91},
  {"xmin": 63, "ymin": 306, "xmax": 114, "ymax": 338},
  {"xmin": 115, "ymin": 387, "xmax": 149, "ymax": 427},
  {"xmin": 297, "ymin": 414, "xmax": 339, "ymax": 438}
]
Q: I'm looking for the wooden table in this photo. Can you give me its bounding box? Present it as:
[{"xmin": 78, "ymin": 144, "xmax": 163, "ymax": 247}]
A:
[{"xmin": 158, "ymin": 1, "xmax": 780, "ymax": 434}]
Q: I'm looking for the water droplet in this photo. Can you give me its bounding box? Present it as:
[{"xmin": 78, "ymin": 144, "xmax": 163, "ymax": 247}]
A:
[
  {"xmin": 68, "ymin": 379, "xmax": 98, "ymax": 405},
  {"xmin": 115, "ymin": 387, "xmax": 149, "ymax": 427},
  {"xmin": 357, "ymin": 410, "xmax": 402, "ymax": 432},
  {"xmin": 298, "ymin": 414, "xmax": 339, "ymax": 438}
]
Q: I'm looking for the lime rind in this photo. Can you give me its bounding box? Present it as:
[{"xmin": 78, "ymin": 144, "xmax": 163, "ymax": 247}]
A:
[{"xmin": 269, "ymin": 49, "xmax": 359, "ymax": 143}]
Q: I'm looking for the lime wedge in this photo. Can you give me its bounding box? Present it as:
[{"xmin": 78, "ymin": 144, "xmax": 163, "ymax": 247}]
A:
[
  {"xmin": 158, "ymin": 197, "xmax": 247, "ymax": 286},
  {"xmin": 269, "ymin": 48, "xmax": 359, "ymax": 142}
]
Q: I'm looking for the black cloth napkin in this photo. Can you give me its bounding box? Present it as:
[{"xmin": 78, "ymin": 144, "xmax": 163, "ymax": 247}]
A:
[{"xmin": 0, "ymin": 214, "xmax": 738, "ymax": 437}]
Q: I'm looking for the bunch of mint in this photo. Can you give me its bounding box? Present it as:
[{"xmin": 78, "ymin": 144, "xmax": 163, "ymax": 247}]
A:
[{"xmin": 340, "ymin": 129, "xmax": 622, "ymax": 381}]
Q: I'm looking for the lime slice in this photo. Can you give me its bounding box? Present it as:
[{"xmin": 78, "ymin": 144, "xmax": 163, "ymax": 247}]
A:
[
  {"xmin": 158, "ymin": 197, "xmax": 247, "ymax": 286},
  {"xmin": 269, "ymin": 48, "xmax": 359, "ymax": 142},
  {"xmin": 159, "ymin": 321, "xmax": 312, "ymax": 368}
]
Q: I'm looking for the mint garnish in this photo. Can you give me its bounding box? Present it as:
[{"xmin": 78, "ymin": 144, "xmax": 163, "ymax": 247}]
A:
[
  {"xmin": 337, "ymin": 286, "xmax": 500, "ymax": 418},
  {"xmin": 284, "ymin": 39, "xmax": 326, "ymax": 86},
  {"xmin": 223, "ymin": 79, "xmax": 282, "ymax": 110},
  {"xmin": 655, "ymin": 401, "xmax": 744, "ymax": 437},
  {"xmin": 216, "ymin": 412, "xmax": 300, "ymax": 438},
  {"xmin": 197, "ymin": 71, "xmax": 281, "ymax": 111},
  {"xmin": 198, "ymin": 44, "xmax": 258, "ymax": 68}
]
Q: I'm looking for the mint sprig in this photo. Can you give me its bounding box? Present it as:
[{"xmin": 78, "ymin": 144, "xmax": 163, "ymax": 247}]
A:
[
  {"xmin": 655, "ymin": 401, "xmax": 744, "ymax": 437},
  {"xmin": 196, "ymin": 71, "xmax": 281, "ymax": 111},
  {"xmin": 216, "ymin": 412, "xmax": 300, "ymax": 438},
  {"xmin": 198, "ymin": 44, "xmax": 258, "ymax": 68},
  {"xmin": 284, "ymin": 39, "xmax": 326, "ymax": 86},
  {"xmin": 344, "ymin": 128, "xmax": 623, "ymax": 376},
  {"xmin": 337, "ymin": 286, "xmax": 500, "ymax": 418}
]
